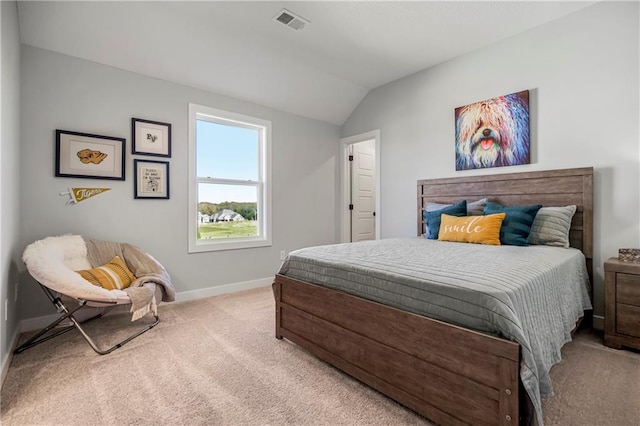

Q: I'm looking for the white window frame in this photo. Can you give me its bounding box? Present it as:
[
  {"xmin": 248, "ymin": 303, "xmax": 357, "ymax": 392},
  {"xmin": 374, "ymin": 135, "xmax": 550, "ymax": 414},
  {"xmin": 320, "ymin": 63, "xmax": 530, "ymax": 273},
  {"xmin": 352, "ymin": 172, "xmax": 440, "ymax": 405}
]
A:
[{"xmin": 188, "ymin": 103, "xmax": 272, "ymax": 253}]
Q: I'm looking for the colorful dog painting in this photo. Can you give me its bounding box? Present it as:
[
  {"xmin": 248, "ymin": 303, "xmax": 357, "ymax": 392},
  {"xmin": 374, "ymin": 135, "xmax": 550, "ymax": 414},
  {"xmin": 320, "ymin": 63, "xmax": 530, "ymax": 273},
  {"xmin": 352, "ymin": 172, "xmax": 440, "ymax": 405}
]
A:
[{"xmin": 455, "ymin": 90, "xmax": 530, "ymax": 170}]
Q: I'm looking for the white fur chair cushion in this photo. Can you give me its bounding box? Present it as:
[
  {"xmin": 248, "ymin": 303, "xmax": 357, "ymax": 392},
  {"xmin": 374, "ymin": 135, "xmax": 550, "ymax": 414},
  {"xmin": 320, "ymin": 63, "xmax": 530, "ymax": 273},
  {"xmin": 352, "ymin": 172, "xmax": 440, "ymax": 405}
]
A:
[{"xmin": 22, "ymin": 235, "xmax": 129, "ymax": 303}]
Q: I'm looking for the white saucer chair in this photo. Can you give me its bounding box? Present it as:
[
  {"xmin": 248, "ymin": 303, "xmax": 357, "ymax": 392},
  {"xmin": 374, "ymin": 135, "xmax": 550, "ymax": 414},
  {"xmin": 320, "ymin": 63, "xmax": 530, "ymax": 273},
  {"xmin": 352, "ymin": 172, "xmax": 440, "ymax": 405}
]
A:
[{"xmin": 16, "ymin": 235, "xmax": 173, "ymax": 355}]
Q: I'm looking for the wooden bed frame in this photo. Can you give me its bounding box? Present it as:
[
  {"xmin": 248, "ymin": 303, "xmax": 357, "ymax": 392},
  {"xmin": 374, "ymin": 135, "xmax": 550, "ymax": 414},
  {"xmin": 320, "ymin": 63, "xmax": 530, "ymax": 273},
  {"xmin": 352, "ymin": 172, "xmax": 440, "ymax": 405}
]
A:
[{"xmin": 273, "ymin": 167, "xmax": 593, "ymax": 426}]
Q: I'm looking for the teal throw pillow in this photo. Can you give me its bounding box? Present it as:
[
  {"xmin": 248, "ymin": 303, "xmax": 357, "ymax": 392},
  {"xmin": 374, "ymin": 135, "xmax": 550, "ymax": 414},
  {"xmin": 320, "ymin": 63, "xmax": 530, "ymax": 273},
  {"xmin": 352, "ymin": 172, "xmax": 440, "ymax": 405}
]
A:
[
  {"xmin": 484, "ymin": 201, "xmax": 542, "ymax": 246},
  {"xmin": 423, "ymin": 200, "xmax": 467, "ymax": 240}
]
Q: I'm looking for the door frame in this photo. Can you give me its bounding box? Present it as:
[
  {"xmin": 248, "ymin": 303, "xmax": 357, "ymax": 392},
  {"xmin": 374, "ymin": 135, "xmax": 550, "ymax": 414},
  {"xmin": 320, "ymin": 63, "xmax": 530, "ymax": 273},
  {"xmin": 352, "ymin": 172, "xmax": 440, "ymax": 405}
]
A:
[{"xmin": 340, "ymin": 130, "xmax": 381, "ymax": 243}]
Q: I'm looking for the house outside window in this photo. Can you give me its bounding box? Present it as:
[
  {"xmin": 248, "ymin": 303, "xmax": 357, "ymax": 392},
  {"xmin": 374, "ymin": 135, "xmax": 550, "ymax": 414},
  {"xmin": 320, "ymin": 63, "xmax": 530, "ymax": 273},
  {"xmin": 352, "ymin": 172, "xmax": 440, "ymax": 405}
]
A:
[{"xmin": 188, "ymin": 103, "xmax": 272, "ymax": 252}]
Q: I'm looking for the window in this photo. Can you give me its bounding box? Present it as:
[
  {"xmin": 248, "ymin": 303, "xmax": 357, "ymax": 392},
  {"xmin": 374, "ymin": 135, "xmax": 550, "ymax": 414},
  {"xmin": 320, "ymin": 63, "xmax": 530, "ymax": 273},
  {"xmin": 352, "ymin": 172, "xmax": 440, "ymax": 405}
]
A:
[{"xmin": 188, "ymin": 104, "xmax": 271, "ymax": 252}]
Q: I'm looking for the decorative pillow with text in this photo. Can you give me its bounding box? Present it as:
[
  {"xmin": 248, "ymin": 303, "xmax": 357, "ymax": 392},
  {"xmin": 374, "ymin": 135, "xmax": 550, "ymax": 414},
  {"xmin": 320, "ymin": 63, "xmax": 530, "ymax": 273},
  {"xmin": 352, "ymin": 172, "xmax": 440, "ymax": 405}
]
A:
[{"xmin": 438, "ymin": 213, "xmax": 506, "ymax": 245}]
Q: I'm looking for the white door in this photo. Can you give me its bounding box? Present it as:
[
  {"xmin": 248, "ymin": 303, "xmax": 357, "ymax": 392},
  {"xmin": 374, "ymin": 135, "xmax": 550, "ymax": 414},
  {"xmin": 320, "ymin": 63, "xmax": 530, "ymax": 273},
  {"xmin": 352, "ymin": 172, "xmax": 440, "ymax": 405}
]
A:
[{"xmin": 350, "ymin": 140, "xmax": 376, "ymax": 242}]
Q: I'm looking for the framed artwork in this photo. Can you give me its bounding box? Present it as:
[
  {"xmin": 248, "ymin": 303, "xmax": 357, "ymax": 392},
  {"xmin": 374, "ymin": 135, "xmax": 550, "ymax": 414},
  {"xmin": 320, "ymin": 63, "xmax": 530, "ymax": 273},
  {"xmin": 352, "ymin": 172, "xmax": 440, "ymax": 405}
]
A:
[
  {"xmin": 132, "ymin": 118, "xmax": 171, "ymax": 157},
  {"xmin": 454, "ymin": 90, "xmax": 530, "ymax": 171},
  {"xmin": 55, "ymin": 130, "xmax": 125, "ymax": 180},
  {"xmin": 134, "ymin": 159, "xmax": 170, "ymax": 199}
]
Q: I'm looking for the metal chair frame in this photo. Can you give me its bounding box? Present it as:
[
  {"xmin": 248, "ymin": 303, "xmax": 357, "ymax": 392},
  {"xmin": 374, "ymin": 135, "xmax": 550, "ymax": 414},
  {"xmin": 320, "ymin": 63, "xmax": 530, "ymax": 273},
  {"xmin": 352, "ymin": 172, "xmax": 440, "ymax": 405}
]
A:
[{"xmin": 14, "ymin": 282, "xmax": 160, "ymax": 355}]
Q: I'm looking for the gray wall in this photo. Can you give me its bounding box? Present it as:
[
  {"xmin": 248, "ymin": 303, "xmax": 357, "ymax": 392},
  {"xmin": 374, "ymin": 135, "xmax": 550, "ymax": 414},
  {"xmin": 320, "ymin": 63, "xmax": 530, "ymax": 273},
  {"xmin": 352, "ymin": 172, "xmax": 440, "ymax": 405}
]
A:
[
  {"xmin": 341, "ymin": 1, "xmax": 640, "ymax": 320},
  {"xmin": 1, "ymin": 0, "xmax": 22, "ymax": 370},
  {"xmin": 19, "ymin": 46, "xmax": 340, "ymax": 320}
]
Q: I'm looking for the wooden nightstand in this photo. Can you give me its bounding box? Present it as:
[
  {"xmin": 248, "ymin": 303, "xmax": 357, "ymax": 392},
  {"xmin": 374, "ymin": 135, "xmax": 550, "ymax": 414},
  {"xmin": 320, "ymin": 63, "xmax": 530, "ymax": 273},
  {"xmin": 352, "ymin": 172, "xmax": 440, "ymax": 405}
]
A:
[{"xmin": 604, "ymin": 257, "xmax": 640, "ymax": 350}]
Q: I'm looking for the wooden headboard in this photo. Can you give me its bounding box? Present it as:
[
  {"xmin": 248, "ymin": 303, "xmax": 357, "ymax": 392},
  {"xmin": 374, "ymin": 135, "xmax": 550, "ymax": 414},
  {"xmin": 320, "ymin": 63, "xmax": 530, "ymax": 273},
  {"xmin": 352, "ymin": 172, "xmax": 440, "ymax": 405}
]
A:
[{"xmin": 417, "ymin": 167, "xmax": 594, "ymax": 281}]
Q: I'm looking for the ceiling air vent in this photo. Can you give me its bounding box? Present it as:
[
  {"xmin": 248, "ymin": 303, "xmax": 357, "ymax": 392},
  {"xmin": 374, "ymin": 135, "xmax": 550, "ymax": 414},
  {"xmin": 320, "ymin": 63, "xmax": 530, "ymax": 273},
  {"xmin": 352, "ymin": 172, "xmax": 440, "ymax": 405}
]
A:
[{"xmin": 274, "ymin": 9, "xmax": 310, "ymax": 31}]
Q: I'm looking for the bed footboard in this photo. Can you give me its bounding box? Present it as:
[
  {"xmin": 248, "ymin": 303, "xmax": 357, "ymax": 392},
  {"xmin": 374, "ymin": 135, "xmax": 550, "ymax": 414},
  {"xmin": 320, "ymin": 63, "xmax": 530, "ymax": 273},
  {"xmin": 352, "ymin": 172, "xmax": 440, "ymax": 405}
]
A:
[{"xmin": 273, "ymin": 275, "xmax": 521, "ymax": 426}]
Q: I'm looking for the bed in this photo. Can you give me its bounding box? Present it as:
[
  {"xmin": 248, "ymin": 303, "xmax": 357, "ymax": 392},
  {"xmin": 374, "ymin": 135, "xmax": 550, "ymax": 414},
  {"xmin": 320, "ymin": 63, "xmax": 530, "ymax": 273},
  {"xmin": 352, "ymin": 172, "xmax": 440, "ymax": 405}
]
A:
[{"xmin": 272, "ymin": 167, "xmax": 593, "ymax": 426}]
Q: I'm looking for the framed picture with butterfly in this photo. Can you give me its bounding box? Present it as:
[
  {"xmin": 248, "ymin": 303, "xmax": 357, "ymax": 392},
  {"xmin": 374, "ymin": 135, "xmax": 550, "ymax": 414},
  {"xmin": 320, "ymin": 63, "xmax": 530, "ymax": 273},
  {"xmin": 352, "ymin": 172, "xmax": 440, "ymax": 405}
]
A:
[
  {"xmin": 132, "ymin": 117, "xmax": 172, "ymax": 157},
  {"xmin": 55, "ymin": 129, "xmax": 125, "ymax": 180}
]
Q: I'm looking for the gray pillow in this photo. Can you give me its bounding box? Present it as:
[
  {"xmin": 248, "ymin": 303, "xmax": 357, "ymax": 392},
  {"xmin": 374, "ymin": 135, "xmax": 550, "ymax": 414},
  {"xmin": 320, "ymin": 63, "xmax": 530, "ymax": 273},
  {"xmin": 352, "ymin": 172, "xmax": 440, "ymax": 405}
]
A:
[
  {"xmin": 426, "ymin": 198, "xmax": 487, "ymax": 216},
  {"xmin": 467, "ymin": 198, "xmax": 488, "ymax": 216},
  {"xmin": 528, "ymin": 205, "xmax": 577, "ymax": 248}
]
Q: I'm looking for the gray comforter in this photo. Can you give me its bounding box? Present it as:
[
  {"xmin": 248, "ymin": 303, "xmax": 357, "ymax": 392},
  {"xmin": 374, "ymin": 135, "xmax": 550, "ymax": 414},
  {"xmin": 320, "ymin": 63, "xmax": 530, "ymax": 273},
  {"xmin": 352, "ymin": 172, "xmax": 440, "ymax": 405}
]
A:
[{"xmin": 278, "ymin": 238, "xmax": 592, "ymax": 425}]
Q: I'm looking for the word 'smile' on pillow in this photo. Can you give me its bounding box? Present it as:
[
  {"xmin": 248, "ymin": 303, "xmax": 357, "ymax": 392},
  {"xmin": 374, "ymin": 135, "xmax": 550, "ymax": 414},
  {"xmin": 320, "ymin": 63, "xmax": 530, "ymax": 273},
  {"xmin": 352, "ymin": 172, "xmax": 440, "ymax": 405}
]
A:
[{"xmin": 438, "ymin": 213, "xmax": 506, "ymax": 245}]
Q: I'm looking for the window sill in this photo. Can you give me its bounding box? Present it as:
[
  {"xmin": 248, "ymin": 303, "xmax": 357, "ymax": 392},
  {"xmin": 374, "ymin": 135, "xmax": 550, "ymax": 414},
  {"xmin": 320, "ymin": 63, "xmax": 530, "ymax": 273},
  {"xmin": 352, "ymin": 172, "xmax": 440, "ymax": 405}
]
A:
[{"xmin": 188, "ymin": 237, "xmax": 272, "ymax": 253}]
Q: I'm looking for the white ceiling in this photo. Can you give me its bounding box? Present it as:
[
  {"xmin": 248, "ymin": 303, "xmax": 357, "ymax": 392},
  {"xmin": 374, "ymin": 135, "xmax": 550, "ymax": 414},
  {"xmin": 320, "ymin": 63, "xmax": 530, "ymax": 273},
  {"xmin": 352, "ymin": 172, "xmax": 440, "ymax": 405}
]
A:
[{"xmin": 17, "ymin": 1, "xmax": 595, "ymax": 125}]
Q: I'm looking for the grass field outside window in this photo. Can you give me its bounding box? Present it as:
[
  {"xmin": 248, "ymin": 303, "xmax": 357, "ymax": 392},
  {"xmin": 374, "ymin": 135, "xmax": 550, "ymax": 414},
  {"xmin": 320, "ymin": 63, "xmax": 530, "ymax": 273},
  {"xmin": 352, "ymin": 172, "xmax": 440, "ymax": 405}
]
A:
[{"xmin": 198, "ymin": 220, "xmax": 258, "ymax": 239}]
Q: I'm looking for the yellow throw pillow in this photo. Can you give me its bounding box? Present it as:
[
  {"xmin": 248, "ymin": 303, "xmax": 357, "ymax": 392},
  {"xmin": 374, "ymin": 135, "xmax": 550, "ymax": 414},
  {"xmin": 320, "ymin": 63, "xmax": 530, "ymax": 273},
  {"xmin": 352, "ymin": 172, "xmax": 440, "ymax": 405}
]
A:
[
  {"xmin": 438, "ymin": 213, "xmax": 506, "ymax": 246},
  {"xmin": 76, "ymin": 256, "xmax": 136, "ymax": 290}
]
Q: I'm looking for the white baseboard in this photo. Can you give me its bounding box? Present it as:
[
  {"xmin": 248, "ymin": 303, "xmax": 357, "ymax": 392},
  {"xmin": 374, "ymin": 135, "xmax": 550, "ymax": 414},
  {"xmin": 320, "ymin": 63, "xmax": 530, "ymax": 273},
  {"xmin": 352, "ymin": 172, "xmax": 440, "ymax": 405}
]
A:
[
  {"xmin": 593, "ymin": 315, "xmax": 604, "ymax": 331},
  {"xmin": 174, "ymin": 277, "xmax": 272, "ymax": 303},
  {"xmin": 17, "ymin": 277, "xmax": 274, "ymax": 333},
  {"xmin": 20, "ymin": 312, "xmax": 60, "ymax": 333},
  {"xmin": 1, "ymin": 328, "xmax": 19, "ymax": 390}
]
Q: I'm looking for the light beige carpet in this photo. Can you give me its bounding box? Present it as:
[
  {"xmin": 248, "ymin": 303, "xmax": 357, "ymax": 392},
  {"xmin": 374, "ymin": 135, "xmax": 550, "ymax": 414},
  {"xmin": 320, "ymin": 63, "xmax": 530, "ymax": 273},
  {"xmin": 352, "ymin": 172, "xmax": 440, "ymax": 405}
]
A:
[{"xmin": 1, "ymin": 286, "xmax": 639, "ymax": 425}]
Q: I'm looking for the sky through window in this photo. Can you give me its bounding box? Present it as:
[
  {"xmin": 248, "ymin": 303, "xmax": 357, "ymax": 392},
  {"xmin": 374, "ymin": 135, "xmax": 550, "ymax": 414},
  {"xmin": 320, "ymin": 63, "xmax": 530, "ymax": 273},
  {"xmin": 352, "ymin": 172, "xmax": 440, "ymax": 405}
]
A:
[{"xmin": 196, "ymin": 119, "xmax": 259, "ymax": 203}]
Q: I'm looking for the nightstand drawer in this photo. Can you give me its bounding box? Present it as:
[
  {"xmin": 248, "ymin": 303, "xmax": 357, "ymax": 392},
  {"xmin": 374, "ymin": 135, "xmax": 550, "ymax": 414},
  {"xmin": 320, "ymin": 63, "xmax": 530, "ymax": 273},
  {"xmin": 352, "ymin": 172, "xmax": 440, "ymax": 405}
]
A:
[
  {"xmin": 616, "ymin": 304, "xmax": 640, "ymax": 337},
  {"xmin": 617, "ymin": 273, "xmax": 640, "ymax": 306}
]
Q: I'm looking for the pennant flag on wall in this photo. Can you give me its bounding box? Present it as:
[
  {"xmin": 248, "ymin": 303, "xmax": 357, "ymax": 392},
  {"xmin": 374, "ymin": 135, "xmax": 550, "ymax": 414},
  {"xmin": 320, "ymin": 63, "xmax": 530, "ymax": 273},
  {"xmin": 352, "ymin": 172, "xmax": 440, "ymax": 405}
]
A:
[{"xmin": 60, "ymin": 187, "xmax": 111, "ymax": 205}]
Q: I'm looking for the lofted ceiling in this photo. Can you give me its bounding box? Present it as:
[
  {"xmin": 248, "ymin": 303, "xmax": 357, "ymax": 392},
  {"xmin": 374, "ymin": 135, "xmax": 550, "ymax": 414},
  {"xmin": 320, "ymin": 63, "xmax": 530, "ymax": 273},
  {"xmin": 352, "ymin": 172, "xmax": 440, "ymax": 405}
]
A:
[{"xmin": 17, "ymin": 1, "xmax": 595, "ymax": 125}]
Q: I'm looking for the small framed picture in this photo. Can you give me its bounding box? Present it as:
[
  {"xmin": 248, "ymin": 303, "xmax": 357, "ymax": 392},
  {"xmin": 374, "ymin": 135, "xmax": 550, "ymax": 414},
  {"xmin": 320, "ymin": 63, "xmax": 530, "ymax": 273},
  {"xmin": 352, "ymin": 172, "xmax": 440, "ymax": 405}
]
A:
[
  {"xmin": 134, "ymin": 159, "xmax": 170, "ymax": 199},
  {"xmin": 56, "ymin": 130, "xmax": 125, "ymax": 180},
  {"xmin": 132, "ymin": 118, "xmax": 171, "ymax": 157}
]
